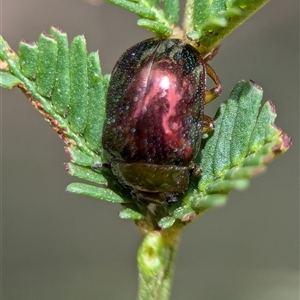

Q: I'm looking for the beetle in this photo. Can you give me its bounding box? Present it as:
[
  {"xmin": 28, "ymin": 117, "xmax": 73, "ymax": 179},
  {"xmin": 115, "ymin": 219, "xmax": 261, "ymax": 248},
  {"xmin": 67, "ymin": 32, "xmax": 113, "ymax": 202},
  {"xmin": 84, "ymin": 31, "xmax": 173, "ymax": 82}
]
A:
[{"xmin": 102, "ymin": 38, "xmax": 222, "ymax": 203}]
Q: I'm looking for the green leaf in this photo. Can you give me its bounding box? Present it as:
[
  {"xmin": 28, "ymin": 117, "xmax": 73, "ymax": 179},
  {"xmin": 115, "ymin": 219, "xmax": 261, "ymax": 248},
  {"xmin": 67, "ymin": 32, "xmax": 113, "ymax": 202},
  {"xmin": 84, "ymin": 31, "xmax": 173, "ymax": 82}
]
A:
[
  {"xmin": 107, "ymin": 0, "xmax": 156, "ymax": 20},
  {"xmin": 120, "ymin": 208, "xmax": 144, "ymax": 220},
  {"xmin": 0, "ymin": 29, "xmax": 119, "ymax": 203},
  {"xmin": 205, "ymin": 178, "xmax": 249, "ymax": 193},
  {"xmin": 248, "ymin": 101, "xmax": 276, "ymax": 151},
  {"xmin": 0, "ymin": 71, "xmax": 21, "ymax": 88},
  {"xmin": 163, "ymin": 80, "xmax": 291, "ymax": 227},
  {"xmin": 137, "ymin": 19, "xmax": 173, "ymax": 37},
  {"xmin": 184, "ymin": 0, "xmax": 271, "ymax": 56},
  {"xmin": 67, "ymin": 182, "xmax": 129, "ymax": 203},
  {"xmin": 19, "ymin": 41, "xmax": 38, "ymax": 79},
  {"xmin": 172, "ymin": 206, "xmax": 196, "ymax": 221},
  {"xmin": 105, "ymin": 0, "xmax": 271, "ymax": 55},
  {"xmin": 189, "ymin": 194, "xmax": 227, "ymax": 210},
  {"xmin": 200, "ymin": 0, "xmax": 270, "ymax": 54},
  {"xmin": 199, "ymin": 81, "xmax": 261, "ymax": 190},
  {"xmin": 69, "ymin": 35, "xmax": 89, "ymax": 134},
  {"xmin": 199, "ymin": 80, "xmax": 291, "ymax": 195},
  {"xmin": 231, "ymin": 82, "xmax": 262, "ymax": 165},
  {"xmin": 66, "ymin": 163, "xmax": 107, "ymax": 184},
  {"xmin": 36, "ymin": 33, "xmax": 58, "ymax": 97},
  {"xmin": 224, "ymin": 165, "xmax": 266, "ymax": 180},
  {"xmin": 50, "ymin": 26, "xmax": 70, "ymax": 116},
  {"xmin": 158, "ymin": 216, "xmax": 176, "ymax": 229},
  {"xmin": 163, "ymin": 0, "xmax": 179, "ymax": 25},
  {"xmin": 107, "ymin": 0, "xmax": 179, "ymax": 37},
  {"xmin": 193, "ymin": 0, "xmax": 217, "ymax": 30},
  {"xmin": 84, "ymin": 52, "xmax": 107, "ymax": 152},
  {"xmin": 65, "ymin": 146, "xmax": 100, "ymax": 166}
]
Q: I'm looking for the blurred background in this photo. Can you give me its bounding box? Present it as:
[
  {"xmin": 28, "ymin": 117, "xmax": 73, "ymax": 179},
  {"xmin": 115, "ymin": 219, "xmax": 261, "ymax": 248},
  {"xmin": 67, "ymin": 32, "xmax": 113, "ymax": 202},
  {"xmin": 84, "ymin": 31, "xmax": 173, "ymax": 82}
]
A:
[{"xmin": 1, "ymin": 0, "xmax": 299, "ymax": 299}]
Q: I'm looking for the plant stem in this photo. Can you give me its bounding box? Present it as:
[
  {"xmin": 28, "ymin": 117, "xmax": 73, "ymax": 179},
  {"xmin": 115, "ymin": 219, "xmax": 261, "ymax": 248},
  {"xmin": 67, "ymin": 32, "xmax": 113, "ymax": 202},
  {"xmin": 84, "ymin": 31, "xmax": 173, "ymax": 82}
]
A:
[
  {"xmin": 199, "ymin": 0, "xmax": 271, "ymax": 56},
  {"xmin": 137, "ymin": 229, "xmax": 181, "ymax": 300}
]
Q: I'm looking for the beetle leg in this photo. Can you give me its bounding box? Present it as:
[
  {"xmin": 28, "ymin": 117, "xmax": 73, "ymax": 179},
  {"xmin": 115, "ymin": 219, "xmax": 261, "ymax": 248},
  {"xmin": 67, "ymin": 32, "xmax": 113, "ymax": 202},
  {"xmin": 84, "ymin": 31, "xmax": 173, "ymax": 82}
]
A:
[
  {"xmin": 202, "ymin": 114, "xmax": 215, "ymax": 134},
  {"xmin": 205, "ymin": 63, "xmax": 222, "ymax": 104},
  {"xmin": 203, "ymin": 45, "xmax": 220, "ymax": 63},
  {"xmin": 188, "ymin": 161, "xmax": 202, "ymax": 177}
]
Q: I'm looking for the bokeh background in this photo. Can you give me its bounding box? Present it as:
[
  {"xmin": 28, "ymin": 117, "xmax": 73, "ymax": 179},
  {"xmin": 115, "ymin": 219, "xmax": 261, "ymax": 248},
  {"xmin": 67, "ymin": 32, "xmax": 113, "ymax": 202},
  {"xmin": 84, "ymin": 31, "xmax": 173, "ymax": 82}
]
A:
[{"xmin": 1, "ymin": 0, "xmax": 299, "ymax": 299}]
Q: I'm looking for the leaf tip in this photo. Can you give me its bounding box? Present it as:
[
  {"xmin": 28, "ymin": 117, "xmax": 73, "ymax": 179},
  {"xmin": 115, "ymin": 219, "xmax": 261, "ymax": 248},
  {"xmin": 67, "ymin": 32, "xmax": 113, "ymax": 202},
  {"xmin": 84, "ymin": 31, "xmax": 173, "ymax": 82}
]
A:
[
  {"xmin": 64, "ymin": 147, "xmax": 72, "ymax": 160},
  {"xmin": 267, "ymin": 100, "xmax": 277, "ymax": 115},
  {"xmin": 20, "ymin": 39, "xmax": 37, "ymax": 46},
  {"xmin": 119, "ymin": 208, "xmax": 143, "ymax": 220},
  {"xmin": 0, "ymin": 60, "xmax": 8, "ymax": 70},
  {"xmin": 182, "ymin": 212, "xmax": 198, "ymax": 222},
  {"xmin": 51, "ymin": 25, "xmax": 64, "ymax": 33},
  {"xmin": 40, "ymin": 31, "xmax": 56, "ymax": 41},
  {"xmin": 158, "ymin": 216, "xmax": 176, "ymax": 229},
  {"xmin": 281, "ymin": 134, "xmax": 292, "ymax": 149},
  {"xmin": 64, "ymin": 162, "xmax": 71, "ymax": 174},
  {"xmin": 272, "ymin": 131, "xmax": 292, "ymax": 153},
  {"xmin": 249, "ymin": 79, "xmax": 262, "ymax": 91}
]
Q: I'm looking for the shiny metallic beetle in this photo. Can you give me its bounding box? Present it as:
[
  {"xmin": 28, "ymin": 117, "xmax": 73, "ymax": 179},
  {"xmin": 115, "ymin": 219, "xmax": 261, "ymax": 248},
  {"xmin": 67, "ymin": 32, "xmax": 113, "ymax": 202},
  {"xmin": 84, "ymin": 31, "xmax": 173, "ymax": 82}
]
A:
[{"xmin": 102, "ymin": 38, "xmax": 222, "ymax": 203}]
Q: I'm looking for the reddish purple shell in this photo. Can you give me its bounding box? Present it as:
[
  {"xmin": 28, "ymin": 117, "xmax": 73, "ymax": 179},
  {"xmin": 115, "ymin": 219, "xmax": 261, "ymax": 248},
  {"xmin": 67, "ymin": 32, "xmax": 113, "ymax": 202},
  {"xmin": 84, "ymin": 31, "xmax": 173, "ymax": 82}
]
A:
[{"xmin": 103, "ymin": 38, "xmax": 206, "ymax": 167}]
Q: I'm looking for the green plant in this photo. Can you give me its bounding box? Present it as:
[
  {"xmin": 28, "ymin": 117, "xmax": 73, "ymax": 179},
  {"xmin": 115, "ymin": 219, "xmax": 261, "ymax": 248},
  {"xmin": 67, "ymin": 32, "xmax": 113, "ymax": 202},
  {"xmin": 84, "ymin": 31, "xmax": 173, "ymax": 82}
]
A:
[{"xmin": 0, "ymin": 1, "xmax": 292, "ymax": 299}]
